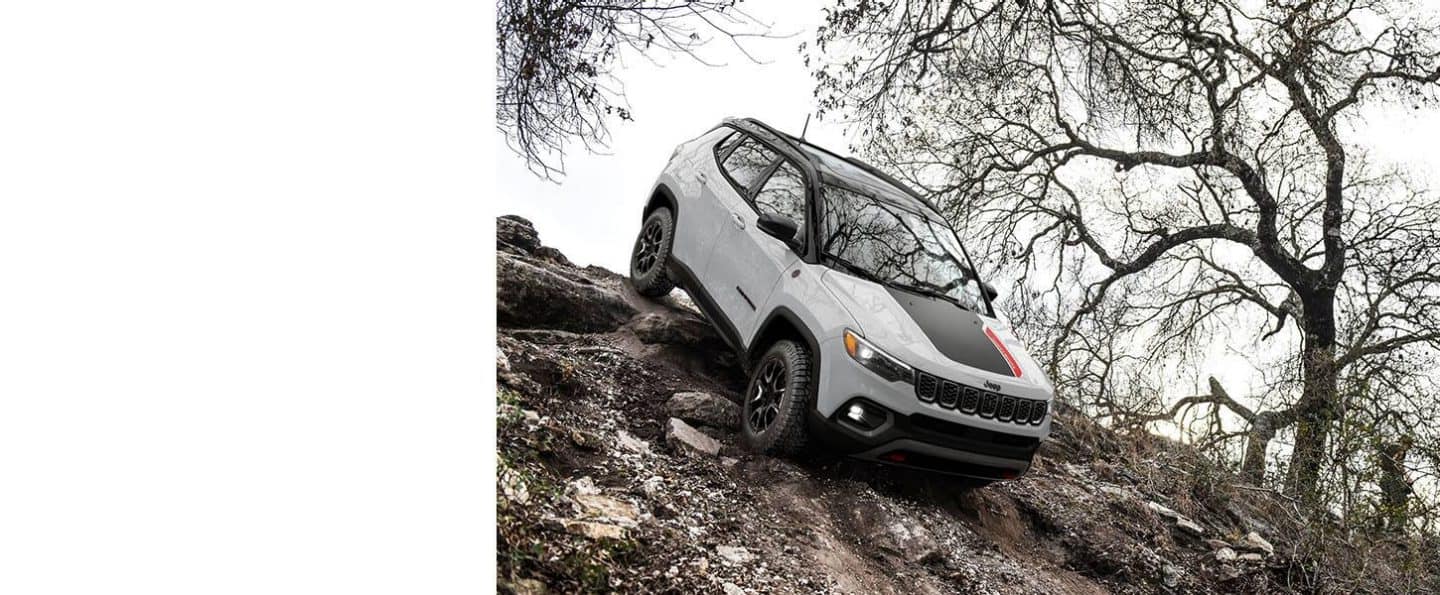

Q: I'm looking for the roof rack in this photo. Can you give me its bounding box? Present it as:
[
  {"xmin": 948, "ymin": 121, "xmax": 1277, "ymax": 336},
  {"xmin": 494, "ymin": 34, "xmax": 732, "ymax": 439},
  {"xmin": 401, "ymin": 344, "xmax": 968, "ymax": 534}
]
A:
[
  {"xmin": 731, "ymin": 117, "xmax": 941, "ymax": 215},
  {"xmin": 732, "ymin": 117, "xmax": 815, "ymax": 168}
]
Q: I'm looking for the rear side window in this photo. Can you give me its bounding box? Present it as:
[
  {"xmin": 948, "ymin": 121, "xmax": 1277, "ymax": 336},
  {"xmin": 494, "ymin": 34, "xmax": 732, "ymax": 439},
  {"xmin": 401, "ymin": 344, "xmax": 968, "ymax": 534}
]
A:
[
  {"xmin": 714, "ymin": 132, "xmax": 743, "ymax": 158},
  {"xmin": 720, "ymin": 137, "xmax": 779, "ymax": 193},
  {"xmin": 754, "ymin": 161, "xmax": 807, "ymax": 229}
]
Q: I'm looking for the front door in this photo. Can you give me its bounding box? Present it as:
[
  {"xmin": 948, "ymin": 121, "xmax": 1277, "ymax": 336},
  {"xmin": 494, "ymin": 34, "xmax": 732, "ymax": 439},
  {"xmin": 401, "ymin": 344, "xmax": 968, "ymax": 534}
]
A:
[{"xmin": 704, "ymin": 136, "xmax": 808, "ymax": 350}]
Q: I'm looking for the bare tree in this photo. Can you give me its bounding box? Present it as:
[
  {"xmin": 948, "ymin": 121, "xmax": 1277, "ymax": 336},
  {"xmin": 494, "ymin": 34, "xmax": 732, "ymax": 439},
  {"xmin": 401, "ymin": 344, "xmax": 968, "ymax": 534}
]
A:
[
  {"xmin": 496, "ymin": 0, "xmax": 770, "ymax": 180},
  {"xmin": 811, "ymin": 0, "xmax": 1440, "ymax": 506}
]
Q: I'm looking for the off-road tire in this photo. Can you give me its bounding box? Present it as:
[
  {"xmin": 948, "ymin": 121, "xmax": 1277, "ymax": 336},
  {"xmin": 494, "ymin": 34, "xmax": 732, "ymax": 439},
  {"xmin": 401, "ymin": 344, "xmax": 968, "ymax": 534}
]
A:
[
  {"xmin": 741, "ymin": 339, "xmax": 812, "ymax": 455},
  {"xmin": 629, "ymin": 207, "xmax": 677, "ymax": 297}
]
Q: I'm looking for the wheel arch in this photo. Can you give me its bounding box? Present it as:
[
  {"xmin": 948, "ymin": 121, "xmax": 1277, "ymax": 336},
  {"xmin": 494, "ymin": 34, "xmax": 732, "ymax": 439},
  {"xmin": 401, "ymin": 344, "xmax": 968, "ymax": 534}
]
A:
[
  {"xmin": 643, "ymin": 183, "xmax": 679, "ymax": 222},
  {"xmin": 749, "ymin": 306, "xmax": 821, "ymax": 372},
  {"xmin": 749, "ymin": 306, "xmax": 828, "ymax": 440}
]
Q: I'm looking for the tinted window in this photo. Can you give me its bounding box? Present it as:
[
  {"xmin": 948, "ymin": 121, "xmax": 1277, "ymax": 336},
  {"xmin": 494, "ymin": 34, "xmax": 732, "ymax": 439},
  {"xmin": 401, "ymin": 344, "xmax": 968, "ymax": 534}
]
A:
[
  {"xmin": 754, "ymin": 161, "xmax": 807, "ymax": 230},
  {"xmin": 821, "ymin": 184, "xmax": 990, "ymax": 315},
  {"xmin": 721, "ymin": 138, "xmax": 778, "ymax": 193},
  {"xmin": 715, "ymin": 132, "xmax": 743, "ymax": 158},
  {"xmin": 802, "ymin": 145, "xmax": 900, "ymax": 199},
  {"xmin": 800, "ymin": 145, "xmax": 931, "ymax": 212}
]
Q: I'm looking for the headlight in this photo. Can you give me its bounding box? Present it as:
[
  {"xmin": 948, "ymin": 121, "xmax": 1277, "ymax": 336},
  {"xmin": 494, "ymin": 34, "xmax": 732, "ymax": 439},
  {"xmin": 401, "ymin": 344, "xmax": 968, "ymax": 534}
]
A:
[{"xmin": 843, "ymin": 329, "xmax": 913, "ymax": 383}]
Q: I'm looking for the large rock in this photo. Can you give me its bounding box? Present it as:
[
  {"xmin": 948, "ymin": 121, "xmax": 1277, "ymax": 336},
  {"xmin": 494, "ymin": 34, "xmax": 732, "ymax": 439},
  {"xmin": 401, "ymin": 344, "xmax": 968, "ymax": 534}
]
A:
[
  {"xmin": 497, "ymin": 252, "xmax": 636, "ymax": 332},
  {"xmin": 615, "ymin": 430, "xmax": 652, "ymax": 455},
  {"xmin": 1147, "ymin": 500, "xmax": 1204, "ymax": 536},
  {"xmin": 1146, "ymin": 501, "xmax": 1182, "ymax": 520},
  {"xmin": 848, "ymin": 506, "xmax": 943, "ymax": 564},
  {"xmin": 498, "ymin": 215, "xmax": 541, "ymax": 254},
  {"xmin": 571, "ymin": 492, "xmax": 640, "ymax": 527},
  {"xmin": 665, "ymin": 391, "xmax": 741, "ymax": 430},
  {"xmin": 564, "ymin": 519, "xmax": 626, "ymax": 540},
  {"xmin": 1237, "ymin": 531, "xmax": 1274, "ymax": 555},
  {"xmin": 665, "ymin": 418, "xmax": 721, "ymax": 457},
  {"xmin": 629, "ymin": 311, "xmax": 720, "ymax": 346},
  {"xmin": 1175, "ymin": 517, "xmax": 1206, "ymax": 536},
  {"xmin": 716, "ymin": 545, "xmax": 754, "ymax": 565}
]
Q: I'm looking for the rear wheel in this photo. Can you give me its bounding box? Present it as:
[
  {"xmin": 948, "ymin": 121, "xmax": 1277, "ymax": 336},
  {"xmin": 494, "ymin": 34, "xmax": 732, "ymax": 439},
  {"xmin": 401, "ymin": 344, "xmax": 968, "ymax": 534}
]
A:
[
  {"xmin": 741, "ymin": 340, "xmax": 812, "ymax": 455},
  {"xmin": 629, "ymin": 207, "xmax": 676, "ymax": 297}
]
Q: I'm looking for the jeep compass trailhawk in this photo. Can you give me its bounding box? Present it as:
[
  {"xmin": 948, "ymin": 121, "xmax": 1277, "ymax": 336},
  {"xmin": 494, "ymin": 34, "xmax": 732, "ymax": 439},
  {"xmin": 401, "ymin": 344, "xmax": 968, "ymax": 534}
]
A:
[{"xmin": 628, "ymin": 118, "xmax": 1054, "ymax": 483}]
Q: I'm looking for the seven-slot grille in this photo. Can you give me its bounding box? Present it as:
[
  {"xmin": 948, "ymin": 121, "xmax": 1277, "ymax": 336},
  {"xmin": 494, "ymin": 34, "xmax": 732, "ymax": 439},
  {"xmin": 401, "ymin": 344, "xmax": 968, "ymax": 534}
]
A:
[{"xmin": 913, "ymin": 370, "xmax": 1047, "ymax": 426}]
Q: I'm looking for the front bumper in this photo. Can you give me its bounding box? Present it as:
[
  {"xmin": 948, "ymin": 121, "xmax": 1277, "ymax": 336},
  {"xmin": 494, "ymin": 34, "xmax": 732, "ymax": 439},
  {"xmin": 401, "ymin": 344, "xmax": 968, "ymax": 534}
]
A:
[{"xmin": 812, "ymin": 336, "xmax": 1049, "ymax": 480}]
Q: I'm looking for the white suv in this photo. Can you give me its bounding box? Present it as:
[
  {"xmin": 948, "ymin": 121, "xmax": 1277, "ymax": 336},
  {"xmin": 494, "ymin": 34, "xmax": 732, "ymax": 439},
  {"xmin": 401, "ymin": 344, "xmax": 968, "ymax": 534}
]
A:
[{"xmin": 629, "ymin": 118, "xmax": 1054, "ymax": 483}]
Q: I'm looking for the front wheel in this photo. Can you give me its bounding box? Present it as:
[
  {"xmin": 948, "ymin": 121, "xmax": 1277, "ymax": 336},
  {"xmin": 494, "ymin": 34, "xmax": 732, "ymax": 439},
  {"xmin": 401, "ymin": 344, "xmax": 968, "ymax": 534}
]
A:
[
  {"xmin": 629, "ymin": 207, "xmax": 676, "ymax": 297},
  {"xmin": 741, "ymin": 340, "xmax": 812, "ymax": 455}
]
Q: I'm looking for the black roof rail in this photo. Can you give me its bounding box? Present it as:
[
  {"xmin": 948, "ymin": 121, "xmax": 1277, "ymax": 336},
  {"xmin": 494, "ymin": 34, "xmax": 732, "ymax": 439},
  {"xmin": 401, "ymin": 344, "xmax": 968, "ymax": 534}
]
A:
[
  {"xmin": 728, "ymin": 117, "xmax": 817, "ymax": 170},
  {"xmin": 729, "ymin": 116, "xmax": 941, "ymax": 215}
]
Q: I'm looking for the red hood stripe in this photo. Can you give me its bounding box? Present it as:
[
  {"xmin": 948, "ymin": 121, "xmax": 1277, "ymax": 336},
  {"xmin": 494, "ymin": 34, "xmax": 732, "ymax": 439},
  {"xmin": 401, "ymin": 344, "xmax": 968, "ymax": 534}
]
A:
[{"xmin": 983, "ymin": 326, "xmax": 1024, "ymax": 378}]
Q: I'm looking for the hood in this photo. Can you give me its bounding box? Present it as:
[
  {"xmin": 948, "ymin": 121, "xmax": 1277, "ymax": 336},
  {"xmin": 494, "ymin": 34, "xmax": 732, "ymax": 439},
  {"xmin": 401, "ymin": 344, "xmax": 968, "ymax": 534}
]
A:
[
  {"xmin": 820, "ymin": 270, "xmax": 1050, "ymax": 389},
  {"xmin": 882, "ymin": 286, "xmax": 1015, "ymax": 376}
]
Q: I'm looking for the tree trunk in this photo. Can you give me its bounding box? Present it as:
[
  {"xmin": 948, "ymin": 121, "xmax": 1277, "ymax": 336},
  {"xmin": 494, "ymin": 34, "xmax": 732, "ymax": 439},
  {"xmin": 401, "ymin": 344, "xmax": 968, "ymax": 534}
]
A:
[
  {"xmin": 1284, "ymin": 296, "xmax": 1340, "ymax": 504},
  {"xmin": 1240, "ymin": 413, "xmax": 1275, "ymax": 483},
  {"xmin": 1377, "ymin": 438, "xmax": 1413, "ymax": 533}
]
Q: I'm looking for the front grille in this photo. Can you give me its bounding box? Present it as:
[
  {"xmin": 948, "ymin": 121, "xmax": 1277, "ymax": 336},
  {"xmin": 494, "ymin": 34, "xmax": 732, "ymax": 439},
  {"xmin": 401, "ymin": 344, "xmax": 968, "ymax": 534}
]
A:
[
  {"xmin": 913, "ymin": 370, "xmax": 1047, "ymax": 426},
  {"xmin": 915, "ymin": 373, "xmax": 938, "ymax": 403},
  {"xmin": 938, "ymin": 381, "xmax": 961, "ymax": 408},
  {"xmin": 997, "ymin": 397, "xmax": 1016, "ymax": 421},
  {"xmin": 980, "ymin": 392, "xmax": 998, "ymax": 416},
  {"xmin": 910, "ymin": 413, "xmax": 1041, "ymax": 449},
  {"xmin": 960, "ymin": 386, "xmax": 980, "ymax": 413}
]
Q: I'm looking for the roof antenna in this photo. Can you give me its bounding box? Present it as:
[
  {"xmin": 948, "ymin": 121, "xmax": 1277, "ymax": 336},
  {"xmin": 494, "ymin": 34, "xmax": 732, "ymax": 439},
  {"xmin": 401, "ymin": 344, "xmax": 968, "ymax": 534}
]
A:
[{"xmin": 800, "ymin": 113, "xmax": 812, "ymax": 141}]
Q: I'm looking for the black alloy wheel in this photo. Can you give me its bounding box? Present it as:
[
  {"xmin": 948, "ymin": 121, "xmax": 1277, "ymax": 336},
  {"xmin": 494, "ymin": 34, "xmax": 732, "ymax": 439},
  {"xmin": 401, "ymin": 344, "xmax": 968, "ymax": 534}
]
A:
[
  {"xmin": 629, "ymin": 207, "xmax": 676, "ymax": 297},
  {"xmin": 747, "ymin": 357, "xmax": 787, "ymax": 434},
  {"xmin": 741, "ymin": 339, "xmax": 811, "ymax": 455}
]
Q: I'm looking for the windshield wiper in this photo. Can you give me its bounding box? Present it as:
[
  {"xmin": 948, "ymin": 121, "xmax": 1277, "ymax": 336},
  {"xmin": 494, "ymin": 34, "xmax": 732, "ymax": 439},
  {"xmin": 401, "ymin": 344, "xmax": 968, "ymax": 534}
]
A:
[
  {"xmin": 889, "ymin": 280, "xmax": 970, "ymax": 311},
  {"xmin": 826, "ymin": 255, "xmax": 887, "ymax": 285},
  {"xmin": 827, "ymin": 255, "xmax": 972, "ymax": 311}
]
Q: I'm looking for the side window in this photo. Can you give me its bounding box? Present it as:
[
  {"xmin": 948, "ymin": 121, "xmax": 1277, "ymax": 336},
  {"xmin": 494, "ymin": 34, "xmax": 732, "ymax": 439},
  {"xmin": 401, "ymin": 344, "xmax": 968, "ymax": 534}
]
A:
[
  {"xmin": 720, "ymin": 137, "xmax": 779, "ymax": 193},
  {"xmin": 714, "ymin": 132, "xmax": 743, "ymax": 159},
  {"xmin": 754, "ymin": 161, "xmax": 807, "ymax": 230}
]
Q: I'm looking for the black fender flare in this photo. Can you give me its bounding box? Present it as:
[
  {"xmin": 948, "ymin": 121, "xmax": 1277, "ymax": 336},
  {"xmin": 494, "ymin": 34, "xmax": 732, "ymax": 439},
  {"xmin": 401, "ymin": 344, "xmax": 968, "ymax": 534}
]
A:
[
  {"xmin": 750, "ymin": 306, "xmax": 834, "ymax": 435},
  {"xmin": 643, "ymin": 183, "xmax": 679, "ymax": 222},
  {"xmin": 749, "ymin": 306, "xmax": 822, "ymax": 379}
]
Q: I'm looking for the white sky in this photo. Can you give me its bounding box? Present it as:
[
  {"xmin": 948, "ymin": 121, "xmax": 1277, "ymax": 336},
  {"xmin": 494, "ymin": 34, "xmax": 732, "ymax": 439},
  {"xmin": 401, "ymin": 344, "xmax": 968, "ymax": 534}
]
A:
[
  {"xmin": 495, "ymin": 1, "xmax": 1440, "ymax": 272},
  {"xmin": 495, "ymin": 1, "xmax": 844, "ymax": 274},
  {"xmin": 493, "ymin": 1, "xmax": 1440, "ymax": 442}
]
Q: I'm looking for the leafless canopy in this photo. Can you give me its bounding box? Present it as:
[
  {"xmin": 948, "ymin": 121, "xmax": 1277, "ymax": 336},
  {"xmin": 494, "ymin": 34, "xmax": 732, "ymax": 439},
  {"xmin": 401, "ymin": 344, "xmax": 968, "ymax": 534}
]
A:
[
  {"xmin": 813, "ymin": 0, "xmax": 1440, "ymax": 512},
  {"xmin": 496, "ymin": 0, "xmax": 770, "ymax": 180}
]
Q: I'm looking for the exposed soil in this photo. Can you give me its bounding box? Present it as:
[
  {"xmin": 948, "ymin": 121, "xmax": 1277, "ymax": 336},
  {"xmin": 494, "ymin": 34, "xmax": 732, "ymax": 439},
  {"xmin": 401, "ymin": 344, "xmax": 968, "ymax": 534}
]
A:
[{"xmin": 495, "ymin": 214, "xmax": 1437, "ymax": 595}]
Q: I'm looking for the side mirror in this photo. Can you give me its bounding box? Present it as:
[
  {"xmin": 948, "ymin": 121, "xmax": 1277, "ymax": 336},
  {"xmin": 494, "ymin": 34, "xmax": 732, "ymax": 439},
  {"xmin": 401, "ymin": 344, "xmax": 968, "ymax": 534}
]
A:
[
  {"xmin": 981, "ymin": 282, "xmax": 999, "ymax": 301},
  {"xmin": 756, "ymin": 213, "xmax": 800, "ymax": 246}
]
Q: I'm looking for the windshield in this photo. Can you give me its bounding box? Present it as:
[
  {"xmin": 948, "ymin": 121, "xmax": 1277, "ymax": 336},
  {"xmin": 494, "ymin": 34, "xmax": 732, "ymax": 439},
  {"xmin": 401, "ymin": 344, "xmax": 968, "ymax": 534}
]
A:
[{"xmin": 819, "ymin": 184, "xmax": 992, "ymax": 316}]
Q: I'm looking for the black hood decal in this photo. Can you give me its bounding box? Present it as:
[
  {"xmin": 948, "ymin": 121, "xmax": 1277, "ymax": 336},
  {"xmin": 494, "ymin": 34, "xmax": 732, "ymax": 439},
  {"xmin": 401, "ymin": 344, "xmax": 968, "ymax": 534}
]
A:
[{"xmin": 885, "ymin": 287, "xmax": 1014, "ymax": 376}]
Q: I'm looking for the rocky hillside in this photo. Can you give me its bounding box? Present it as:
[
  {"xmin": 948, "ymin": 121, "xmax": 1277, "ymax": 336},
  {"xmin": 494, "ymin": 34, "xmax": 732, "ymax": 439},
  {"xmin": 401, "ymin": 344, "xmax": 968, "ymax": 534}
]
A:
[{"xmin": 495, "ymin": 215, "xmax": 1435, "ymax": 594}]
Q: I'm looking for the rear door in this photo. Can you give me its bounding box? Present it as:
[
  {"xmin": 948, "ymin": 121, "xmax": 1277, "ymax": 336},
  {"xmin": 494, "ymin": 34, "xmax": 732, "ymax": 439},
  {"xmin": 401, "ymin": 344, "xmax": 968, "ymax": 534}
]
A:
[
  {"xmin": 670, "ymin": 129, "xmax": 744, "ymax": 274},
  {"xmin": 703, "ymin": 135, "xmax": 809, "ymax": 349}
]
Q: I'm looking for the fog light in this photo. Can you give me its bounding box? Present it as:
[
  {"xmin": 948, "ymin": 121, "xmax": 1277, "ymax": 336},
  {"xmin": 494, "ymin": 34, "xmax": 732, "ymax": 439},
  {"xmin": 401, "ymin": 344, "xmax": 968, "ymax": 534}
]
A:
[{"xmin": 840, "ymin": 399, "xmax": 887, "ymax": 431}]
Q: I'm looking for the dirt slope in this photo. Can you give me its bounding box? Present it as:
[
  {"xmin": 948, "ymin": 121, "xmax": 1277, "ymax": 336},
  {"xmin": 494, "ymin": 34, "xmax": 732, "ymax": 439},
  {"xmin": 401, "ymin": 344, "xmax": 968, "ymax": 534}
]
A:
[{"xmin": 495, "ymin": 215, "xmax": 1431, "ymax": 594}]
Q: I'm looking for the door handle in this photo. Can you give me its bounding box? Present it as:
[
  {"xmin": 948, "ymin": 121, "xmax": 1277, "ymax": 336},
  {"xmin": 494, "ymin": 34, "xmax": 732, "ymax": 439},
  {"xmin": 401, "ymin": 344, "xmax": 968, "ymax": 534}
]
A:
[
  {"xmin": 731, "ymin": 212, "xmax": 746, "ymax": 229},
  {"xmin": 696, "ymin": 171, "xmax": 708, "ymax": 184}
]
